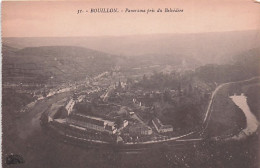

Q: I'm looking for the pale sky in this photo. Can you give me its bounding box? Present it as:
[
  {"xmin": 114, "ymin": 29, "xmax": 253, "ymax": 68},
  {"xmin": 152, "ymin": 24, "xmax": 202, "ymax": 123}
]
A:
[{"xmin": 2, "ymin": 0, "xmax": 260, "ymax": 37}]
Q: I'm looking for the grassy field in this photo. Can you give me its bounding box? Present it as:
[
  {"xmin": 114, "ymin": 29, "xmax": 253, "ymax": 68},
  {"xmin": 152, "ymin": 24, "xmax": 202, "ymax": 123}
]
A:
[
  {"xmin": 206, "ymin": 78, "xmax": 260, "ymax": 138},
  {"xmin": 206, "ymin": 84, "xmax": 246, "ymax": 137},
  {"xmin": 245, "ymin": 84, "xmax": 260, "ymax": 120}
]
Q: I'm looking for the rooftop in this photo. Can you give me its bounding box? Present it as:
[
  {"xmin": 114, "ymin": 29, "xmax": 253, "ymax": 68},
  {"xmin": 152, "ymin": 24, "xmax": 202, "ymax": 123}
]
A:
[{"xmin": 70, "ymin": 113, "xmax": 115, "ymax": 127}]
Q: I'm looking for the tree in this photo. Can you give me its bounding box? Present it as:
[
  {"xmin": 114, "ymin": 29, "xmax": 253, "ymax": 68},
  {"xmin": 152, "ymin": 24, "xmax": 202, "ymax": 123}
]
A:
[{"xmin": 178, "ymin": 82, "xmax": 182, "ymax": 96}]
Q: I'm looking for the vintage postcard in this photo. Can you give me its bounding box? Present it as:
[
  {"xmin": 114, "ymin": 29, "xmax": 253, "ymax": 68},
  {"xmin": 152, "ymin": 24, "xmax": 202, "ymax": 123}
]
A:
[{"xmin": 1, "ymin": 0, "xmax": 260, "ymax": 168}]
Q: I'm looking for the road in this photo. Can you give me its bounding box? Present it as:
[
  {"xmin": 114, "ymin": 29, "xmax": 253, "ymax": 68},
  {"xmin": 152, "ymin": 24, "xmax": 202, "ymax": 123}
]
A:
[{"xmin": 202, "ymin": 76, "xmax": 260, "ymax": 132}]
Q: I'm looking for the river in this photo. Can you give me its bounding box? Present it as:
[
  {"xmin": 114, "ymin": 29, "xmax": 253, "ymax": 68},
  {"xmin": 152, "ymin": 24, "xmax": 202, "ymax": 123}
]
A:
[{"xmin": 229, "ymin": 93, "xmax": 259, "ymax": 140}]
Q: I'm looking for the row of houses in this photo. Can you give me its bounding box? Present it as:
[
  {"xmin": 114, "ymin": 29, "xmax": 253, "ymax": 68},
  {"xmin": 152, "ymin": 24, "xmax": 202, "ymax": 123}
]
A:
[
  {"xmin": 65, "ymin": 99, "xmax": 75, "ymax": 115},
  {"xmin": 65, "ymin": 95, "xmax": 86, "ymax": 115}
]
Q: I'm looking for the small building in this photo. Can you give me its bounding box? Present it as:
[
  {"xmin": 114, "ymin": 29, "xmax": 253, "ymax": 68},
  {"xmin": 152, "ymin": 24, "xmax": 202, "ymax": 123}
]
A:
[
  {"xmin": 48, "ymin": 116, "xmax": 53, "ymax": 122},
  {"xmin": 123, "ymin": 120, "xmax": 129, "ymax": 128},
  {"xmin": 65, "ymin": 99, "xmax": 75, "ymax": 115},
  {"xmin": 129, "ymin": 124, "xmax": 152, "ymax": 136},
  {"xmin": 129, "ymin": 112, "xmax": 135, "ymax": 115},
  {"xmin": 152, "ymin": 118, "xmax": 173, "ymax": 133},
  {"xmin": 77, "ymin": 95, "xmax": 86, "ymax": 103}
]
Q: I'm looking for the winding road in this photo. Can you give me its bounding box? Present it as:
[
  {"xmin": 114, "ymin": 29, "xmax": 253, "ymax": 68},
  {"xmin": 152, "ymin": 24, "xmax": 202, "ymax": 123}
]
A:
[{"xmin": 202, "ymin": 76, "xmax": 260, "ymax": 133}]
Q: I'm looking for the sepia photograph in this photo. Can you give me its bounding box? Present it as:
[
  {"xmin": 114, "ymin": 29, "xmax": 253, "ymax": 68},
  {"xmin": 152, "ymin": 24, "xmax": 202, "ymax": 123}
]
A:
[{"xmin": 1, "ymin": 0, "xmax": 260, "ymax": 167}]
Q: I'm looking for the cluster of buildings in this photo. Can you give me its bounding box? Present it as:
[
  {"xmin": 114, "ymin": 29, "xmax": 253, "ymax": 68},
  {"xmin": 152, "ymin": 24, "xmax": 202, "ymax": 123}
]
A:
[
  {"xmin": 46, "ymin": 74, "xmax": 176, "ymax": 144},
  {"xmin": 49, "ymin": 97, "xmax": 129, "ymax": 135},
  {"xmin": 65, "ymin": 95, "xmax": 86, "ymax": 115},
  {"xmin": 100, "ymin": 80, "xmax": 128, "ymax": 102}
]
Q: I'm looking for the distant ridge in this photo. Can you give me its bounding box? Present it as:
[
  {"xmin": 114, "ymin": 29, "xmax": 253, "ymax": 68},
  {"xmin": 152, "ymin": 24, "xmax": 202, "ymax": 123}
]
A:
[
  {"xmin": 3, "ymin": 30, "xmax": 260, "ymax": 64},
  {"xmin": 16, "ymin": 46, "xmax": 113, "ymax": 58}
]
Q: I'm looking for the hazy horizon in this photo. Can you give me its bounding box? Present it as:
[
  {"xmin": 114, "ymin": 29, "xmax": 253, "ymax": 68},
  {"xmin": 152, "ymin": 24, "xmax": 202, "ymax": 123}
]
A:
[
  {"xmin": 2, "ymin": 0, "xmax": 260, "ymax": 37},
  {"xmin": 2, "ymin": 29, "xmax": 260, "ymax": 38}
]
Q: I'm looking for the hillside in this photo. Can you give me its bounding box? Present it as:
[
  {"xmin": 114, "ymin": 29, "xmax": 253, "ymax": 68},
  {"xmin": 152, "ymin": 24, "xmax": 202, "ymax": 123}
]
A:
[
  {"xmin": 2, "ymin": 46, "xmax": 119, "ymax": 84},
  {"xmin": 2, "ymin": 45, "xmax": 18, "ymax": 56},
  {"xmin": 3, "ymin": 30, "xmax": 260, "ymax": 64},
  {"xmin": 2, "ymin": 44, "xmax": 203, "ymax": 84},
  {"xmin": 195, "ymin": 48, "xmax": 260, "ymax": 83}
]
